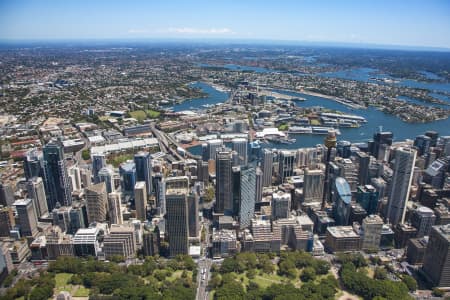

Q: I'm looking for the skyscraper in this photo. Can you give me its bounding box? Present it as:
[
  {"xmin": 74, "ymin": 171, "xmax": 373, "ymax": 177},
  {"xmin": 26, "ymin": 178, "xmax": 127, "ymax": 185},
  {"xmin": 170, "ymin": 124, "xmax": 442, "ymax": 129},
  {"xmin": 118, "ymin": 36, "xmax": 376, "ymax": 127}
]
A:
[
  {"xmin": 231, "ymin": 138, "xmax": 248, "ymax": 166},
  {"xmin": 14, "ymin": 199, "xmax": 38, "ymax": 237},
  {"xmin": 134, "ymin": 181, "xmax": 148, "ymax": 221},
  {"xmin": 215, "ymin": 151, "xmax": 233, "ymax": 214},
  {"xmin": 303, "ymin": 168, "xmax": 324, "ymax": 204},
  {"xmin": 278, "ymin": 150, "xmax": 295, "ymax": 183},
  {"xmin": 262, "ymin": 149, "xmax": 273, "ymax": 187},
  {"xmin": 360, "ymin": 215, "xmax": 383, "ymax": 250},
  {"xmin": 187, "ymin": 192, "xmax": 199, "ymax": 237},
  {"xmin": 68, "ymin": 165, "xmax": 82, "ymax": 192},
  {"xmin": 154, "ymin": 173, "xmax": 166, "ymax": 215},
  {"xmin": 98, "ymin": 167, "xmax": 115, "ymax": 193},
  {"xmin": 108, "ymin": 192, "xmax": 123, "ymax": 225},
  {"xmin": 43, "ymin": 141, "xmax": 72, "ymax": 210},
  {"xmin": 202, "ymin": 139, "xmax": 223, "ymax": 162},
  {"xmin": 410, "ymin": 206, "xmax": 436, "ymax": 238},
  {"xmin": 239, "ymin": 166, "xmax": 256, "ymax": 229},
  {"xmin": 271, "ymin": 191, "xmax": 291, "ymax": 220},
  {"xmin": 356, "ymin": 185, "xmax": 379, "ymax": 215},
  {"xmin": 23, "ymin": 149, "xmax": 44, "ymax": 180},
  {"xmin": 91, "ymin": 153, "xmax": 106, "ymax": 183},
  {"xmin": 134, "ymin": 151, "xmax": 152, "ymax": 196},
  {"xmin": 0, "ymin": 206, "xmax": 15, "ymax": 237},
  {"xmin": 355, "ymin": 151, "xmax": 370, "ymax": 185},
  {"xmin": 26, "ymin": 177, "xmax": 49, "ymax": 218},
  {"xmin": 85, "ymin": 182, "xmax": 108, "ymax": 224},
  {"xmin": 255, "ymin": 167, "xmax": 263, "ymax": 203},
  {"xmin": 119, "ymin": 162, "xmax": 136, "ymax": 198},
  {"xmin": 371, "ymin": 131, "xmax": 393, "ymax": 161},
  {"xmin": 165, "ymin": 178, "xmax": 189, "ymax": 256},
  {"xmin": 423, "ymin": 225, "xmax": 450, "ymax": 288},
  {"xmin": 387, "ymin": 147, "xmax": 417, "ymax": 225},
  {"xmin": 332, "ymin": 177, "xmax": 352, "ymax": 226}
]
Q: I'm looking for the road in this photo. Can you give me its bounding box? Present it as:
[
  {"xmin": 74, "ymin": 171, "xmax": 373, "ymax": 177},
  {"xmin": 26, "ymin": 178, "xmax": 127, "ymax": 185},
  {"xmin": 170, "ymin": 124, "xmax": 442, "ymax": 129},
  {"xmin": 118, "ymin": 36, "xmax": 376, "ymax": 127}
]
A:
[{"xmin": 196, "ymin": 218, "xmax": 212, "ymax": 300}]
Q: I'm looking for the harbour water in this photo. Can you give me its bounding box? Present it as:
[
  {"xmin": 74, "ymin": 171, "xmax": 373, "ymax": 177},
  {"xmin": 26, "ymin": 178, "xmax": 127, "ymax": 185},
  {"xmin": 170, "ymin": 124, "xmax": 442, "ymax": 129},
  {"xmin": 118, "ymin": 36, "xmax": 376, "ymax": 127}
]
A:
[{"xmin": 181, "ymin": 80, "xmax": 450, "ymax": 154}]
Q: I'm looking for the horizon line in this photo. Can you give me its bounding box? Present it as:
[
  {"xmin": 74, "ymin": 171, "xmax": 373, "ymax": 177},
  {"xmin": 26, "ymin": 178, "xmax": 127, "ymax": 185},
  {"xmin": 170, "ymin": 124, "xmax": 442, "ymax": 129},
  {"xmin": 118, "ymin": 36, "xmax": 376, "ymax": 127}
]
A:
[{"xmin": 1, "ymin": 37, "xmax": 450, "ymax": 53}]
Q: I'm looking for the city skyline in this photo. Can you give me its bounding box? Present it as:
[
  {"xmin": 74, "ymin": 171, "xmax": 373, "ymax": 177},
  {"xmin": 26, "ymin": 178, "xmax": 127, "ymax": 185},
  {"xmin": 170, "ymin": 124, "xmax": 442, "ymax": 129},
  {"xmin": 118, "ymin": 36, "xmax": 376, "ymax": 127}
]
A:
[{"xmin": 0, "ymin": 0, "xmax": 450, "ymax": 50}]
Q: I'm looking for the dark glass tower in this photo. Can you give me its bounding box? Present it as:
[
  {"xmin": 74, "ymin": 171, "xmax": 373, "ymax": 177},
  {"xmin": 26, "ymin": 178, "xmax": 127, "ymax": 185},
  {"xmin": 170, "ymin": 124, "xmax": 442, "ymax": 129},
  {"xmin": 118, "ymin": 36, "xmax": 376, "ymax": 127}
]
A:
[
  {"xmin": 43, "ymin": 141, "xmax": 72, "ymax": 210},
  {"xmin": 134, "ymin": 151, "xmax": 152, "ymax": 196}
]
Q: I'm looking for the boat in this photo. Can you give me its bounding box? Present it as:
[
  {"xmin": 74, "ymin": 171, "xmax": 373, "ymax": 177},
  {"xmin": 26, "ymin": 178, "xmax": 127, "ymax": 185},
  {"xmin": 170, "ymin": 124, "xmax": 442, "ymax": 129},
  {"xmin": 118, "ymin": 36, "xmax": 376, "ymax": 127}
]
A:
[
  {"xmin": 312, "ymin": 127, "xmax": 341, "ymax": 135},
  {"xmin": 291, "ymin": 97, "xmax": 306, "ymax": 102},
  {"xmin": 288, "ymin": 126, "xmax": 313, "ymax": 134}
]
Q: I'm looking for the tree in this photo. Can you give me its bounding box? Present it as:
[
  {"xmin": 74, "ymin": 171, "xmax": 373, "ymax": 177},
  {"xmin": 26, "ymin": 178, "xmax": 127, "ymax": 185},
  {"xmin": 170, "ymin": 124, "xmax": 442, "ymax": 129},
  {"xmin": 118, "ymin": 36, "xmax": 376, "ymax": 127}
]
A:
[
  {"xmin": 204, "ymin": 186, "xmax": 215, "ymax": 202},
  {"xmin": 247, "ymin": 269, "xmax": 256, "ymax": 279},
  {"xmin": 81, "ymin": 149, "xmax": 91, "ymax": 160},
  {"xmin": 433, "ymin": 287, "xmax": 444, "ymax": 297},
  {"xmin": 300, "ymin": 267, "xmax": 316, "ymax": 282},
  {"xmin": 374, "ymin": 267, "xmax": 388, "ymax": 280},
  {"xmin": 401, "ymin": 275, "xmax": 417, "ymax": 292}
]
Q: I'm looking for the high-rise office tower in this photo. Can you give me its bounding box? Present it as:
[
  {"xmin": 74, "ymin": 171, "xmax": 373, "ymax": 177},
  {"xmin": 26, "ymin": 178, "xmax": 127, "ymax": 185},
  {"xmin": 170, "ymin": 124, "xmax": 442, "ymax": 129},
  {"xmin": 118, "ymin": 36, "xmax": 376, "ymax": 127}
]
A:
[
  {"xmin": 255, "ymin": 167, "xmax": 263, "ymax": 203},
  {"xmin": 154, "ymin": 173, "xmax": 166, "ymax": 215},
  {"xmin": 43, "ymin": 141, "xmax": 72, "ymax": 210},
  {"xmin": 108, "ymin": 192, "xmax": 123, "ymax": 225},
  {"xmin": 410, "ymin": 206, "xmax": 436, "ymax": 238},
  {"xmin": 356, "ymin": 185, "xmax": 379, "ymax": 215},
  {"xmin": 414, "ymin": 135, "xmax": 432, "ymax": 156},
  {"xmin": 134, "ymin": 151, "xmax": 152, "ymax": 196},
  {"xmin": 80, "ymin": 167, "xmax": 92, "ymax": 188},
  {"xmin": 332, "ymin": 177, "xmax": 352, "ymax": 226},
  {"xmin": 26, "ymin": 177, "xmax": 49, "ymax": 218},
  {"xmin": 387, "ymin": 147, "xmax": 417, "ymax": 225},
  {"xmin": 360, "ymin": 215, "xmax": 383, "ymax": 250},
  {"xmin": 0, "ymin": 206, "xmax": 15, "ymax": 237},
  {"xmin": 165, "ymin": 178, "xmax": 189, "ymax": 256},
  {"xmin": 119, "ymin": 162, "xmax": 136, "ymax": 198},
  {"xmin": 215, "ymin": 151, "xmax": 233, "ymax": 214},
  {"xmin": 68, "ymin": 165, "xmax": 82, "ymax": 192},
  {"xmin": 262, "ymin": 149, "xmax": 273, "ymax": 187},
  {"xmin": 14, "ymin": 199, "xmax": 38, "ymax": 237},
  {"xmin": 0, "ymin": 183, "xmax": 14, "ymax": 207},
  {"xmin": 23, "ymin": 149, "xmax": 44, "ymax": 180},
  {"xmin": 134, "ymin": 181, "xmax": 147, "ymax": 221},
  {"xmin": 423, "ymin": 225, "xmax": 450, "ymax": 287},
  {"xmin": 303, "ymin": 168, "xmax": 324, "ymax": 203},
  {"xmin": 187, "ymin": 192, "xmax": 199, "ymax": 237},
  {"xmin": 336, "ymin": 141, "xmax": 352, "ymax": 158},
  {"xmin": 231, "ymin": 138, "xmax": 248, "ymax": 166},
  {"xmin": 239, "ymin": 166, "xmax": 256, "ymax": 229},
  {"xmin": 202, "ymin": 139, "xmax": 223, "ymax": 162},
  {"xmin": 371, "ymin": 131, "xmax": 393, "ymax": 161},
  {"xmin": 85, "ymin": 182, "xmax": 108, "ymax": 224},
  {"xmin": 355, "ymin": 151, "xmax": 370, "ymax": 185},
  {"xmin": 278, "ymin": 150, "xmax": 295, "ymax": 183},
  {"xmin": 271, "ymin": 191, "xmax": 291, "ymax": 220},
  {"xmin": 98, "ymin": 167, "xmax": 115, "ymax": 193},
  {"xmin": 91, "ymin": 153, "xmax": 106, "ymax": 183},
  {"xmin": 424, "ymin": 131, "xmax": 438, "ymax": 147}
]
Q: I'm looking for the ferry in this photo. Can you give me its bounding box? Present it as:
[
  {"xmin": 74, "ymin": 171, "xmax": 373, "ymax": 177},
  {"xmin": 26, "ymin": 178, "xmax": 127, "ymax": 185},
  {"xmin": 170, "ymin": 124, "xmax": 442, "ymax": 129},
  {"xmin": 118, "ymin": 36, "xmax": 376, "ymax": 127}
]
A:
[
  {"xmin": 288, "ymin": 126, "xmax": 313, "ymax": 134},
  {"xmin": 291, "ymin": 97, "xmax": 306, "ymax": 102},
  {"xmin": 312, "ymin": 127, "xmax": 341, "ymax": 135}
]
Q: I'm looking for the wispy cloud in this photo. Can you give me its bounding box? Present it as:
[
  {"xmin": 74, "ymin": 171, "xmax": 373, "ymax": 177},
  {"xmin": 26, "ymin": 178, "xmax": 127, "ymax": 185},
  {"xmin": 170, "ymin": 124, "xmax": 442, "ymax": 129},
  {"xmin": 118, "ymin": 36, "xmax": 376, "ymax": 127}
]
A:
[{"xmin": 128, "ymin": 27, "xmax": 235, "ymax": 35}]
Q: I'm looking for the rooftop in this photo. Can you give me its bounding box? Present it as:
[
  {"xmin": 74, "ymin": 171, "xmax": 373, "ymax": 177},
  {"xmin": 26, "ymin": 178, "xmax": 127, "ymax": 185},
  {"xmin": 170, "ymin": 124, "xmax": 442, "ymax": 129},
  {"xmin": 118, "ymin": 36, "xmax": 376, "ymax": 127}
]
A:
[{"xmin": 327, "ymin": 226, "xmax": 359, "ymax": 238}]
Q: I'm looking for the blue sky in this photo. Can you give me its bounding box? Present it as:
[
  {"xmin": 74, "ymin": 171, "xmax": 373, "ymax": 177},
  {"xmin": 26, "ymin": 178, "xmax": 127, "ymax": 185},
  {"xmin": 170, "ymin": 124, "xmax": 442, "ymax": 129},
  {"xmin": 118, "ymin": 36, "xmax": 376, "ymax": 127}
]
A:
[{"xmin": 1, "ymin": 0, "xmax": 450, "ymax": 48}]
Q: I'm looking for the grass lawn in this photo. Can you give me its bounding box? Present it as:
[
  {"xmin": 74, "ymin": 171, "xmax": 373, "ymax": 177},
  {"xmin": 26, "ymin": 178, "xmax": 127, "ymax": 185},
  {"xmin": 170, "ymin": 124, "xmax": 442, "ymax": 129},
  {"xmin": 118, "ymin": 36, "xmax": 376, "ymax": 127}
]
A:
[
  {"xmin": 310, "ymin": 119, "xmax": 321, "ymax": 125},
  {"xmin": 108, "ymin": 153, "xmax": 134, "ymax": 168},
  {"xmin": 73, "ymin": 286, "xmax": 90, "ymax": 297},
  {"xmin": 129, "ymin": 110, "xmax": 147, "ymax": 122},
  {"xmin": 55, "ymin": 273, "xmax": 73, "ymax": 293},
  {"xmin": 146, "ymin": 109, "xmax": 161, "ymax": 118}
]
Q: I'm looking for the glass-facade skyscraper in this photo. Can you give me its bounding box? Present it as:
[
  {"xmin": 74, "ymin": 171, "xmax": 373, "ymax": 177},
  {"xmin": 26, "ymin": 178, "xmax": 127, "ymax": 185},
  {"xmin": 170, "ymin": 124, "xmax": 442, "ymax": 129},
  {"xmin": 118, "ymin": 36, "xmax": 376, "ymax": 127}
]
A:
[
  {"xmin": 43, "ymin": 141, "xmax": 72, "ymax": 210},
  {"xmin": 134, "ymin": 151, "xmax": 152, "ymax": 196}
]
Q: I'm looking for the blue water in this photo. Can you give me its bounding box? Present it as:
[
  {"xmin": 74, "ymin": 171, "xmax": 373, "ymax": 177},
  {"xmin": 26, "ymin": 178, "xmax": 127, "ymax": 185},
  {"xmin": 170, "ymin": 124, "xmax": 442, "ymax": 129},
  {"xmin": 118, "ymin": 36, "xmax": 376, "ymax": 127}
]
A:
[
  {"xmin": 171, "ymin": 82, "xmax": 229, "ymax": 112},
  {"xmin": 198, "ymin": 63, "xmax": 450, "ymax": 94},
  {"xmin": 182, "ymin": 83, "xmax": 450, "ymax": 154},
  {"xmin": 319, "ymin": 68, "xmax": 450, "ymax": 94}
]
